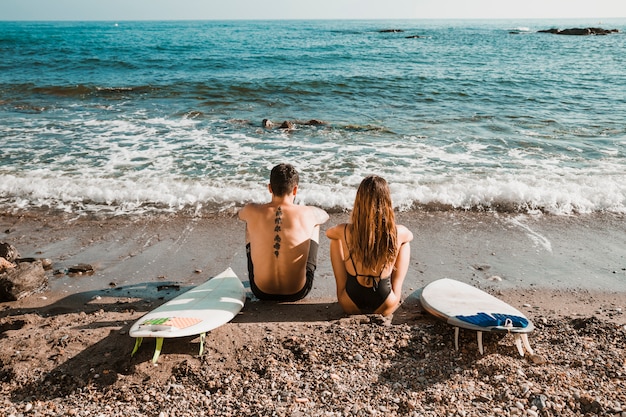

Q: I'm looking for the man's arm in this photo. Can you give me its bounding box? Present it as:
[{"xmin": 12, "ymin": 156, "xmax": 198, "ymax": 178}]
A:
[{"xmin": 238, "ymin": 204, "xmax": 250, "ymax": 222}]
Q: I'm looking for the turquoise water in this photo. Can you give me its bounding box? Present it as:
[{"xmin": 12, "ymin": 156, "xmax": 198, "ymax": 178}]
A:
[{"xmin": 1, "ymin": 19, "xmax": 625, "ymax": 215}]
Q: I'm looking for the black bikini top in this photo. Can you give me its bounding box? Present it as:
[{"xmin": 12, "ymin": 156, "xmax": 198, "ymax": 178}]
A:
[{"xmin": 344, "ymin": 226, "xmax": 388, "ymax": 291}]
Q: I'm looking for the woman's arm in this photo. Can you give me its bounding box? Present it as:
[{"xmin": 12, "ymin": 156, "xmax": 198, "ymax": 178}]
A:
[
  {"xmin": 327, "ymin": 224, "xmax": 361, "ymax": 314},
  {"xmin": 326, "ymin": 224, "xmax": 347, "ymax": 296},
  {"xmin": 325, "ymin": 223, "xmax": 344, "ymax": 240},
  {"xmin": 397, "ymin": 224, "xmax": 414, "ymax": 245}
]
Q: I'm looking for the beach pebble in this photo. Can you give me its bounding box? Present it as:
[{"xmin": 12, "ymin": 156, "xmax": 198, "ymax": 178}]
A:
[
  {"xmin": 40, "ymin": 258, "xmax": 53, "ymax": 269},
  {"xmin": 530, "ymin": 354, "xmax": 547, "ymax": 365},
  {"xmin": 531, "ymin": 394, "xmax": 548, "ymax": 410}
]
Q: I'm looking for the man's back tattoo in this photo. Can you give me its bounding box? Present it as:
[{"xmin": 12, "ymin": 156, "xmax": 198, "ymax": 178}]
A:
[{"xmin": 273, "ymin": 206, "xmax": 282, "ymax": 257}]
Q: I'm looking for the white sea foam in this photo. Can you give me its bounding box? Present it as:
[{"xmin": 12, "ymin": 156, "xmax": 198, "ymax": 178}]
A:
[
  {"xmin": 2, "ymin": 112, "xmax": 625, "ymax": 215},
  {"xmin": 506, "ymin": 216, "xmax": 552, "ymax": 252},
  {"xmin": 1, "ymin": 167, "xmax": 624, "ymax": 216},
  {"xmin": 3, "ymin": 111, "xmax": 625, "ymax": 216}
]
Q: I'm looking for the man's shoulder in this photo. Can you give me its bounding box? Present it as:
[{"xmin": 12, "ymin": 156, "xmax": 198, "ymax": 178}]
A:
[{"xmin": 239, "ymin": 202, "xmax": 269, "ymax": 219}]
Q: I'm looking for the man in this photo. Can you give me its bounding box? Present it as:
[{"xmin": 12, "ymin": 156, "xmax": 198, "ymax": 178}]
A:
[{"xmin": 238, "ymin": 163, "xmax": 329, "ymax": 301}]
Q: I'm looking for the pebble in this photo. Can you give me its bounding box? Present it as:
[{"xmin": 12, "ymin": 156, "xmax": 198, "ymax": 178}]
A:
[
  {"xmin": 0, "ymin": 314, "xmax": 623, "ymax": 416},
  {"xmin": 530, "ymin": 354, "xmax": 547, "ymax": 365}
]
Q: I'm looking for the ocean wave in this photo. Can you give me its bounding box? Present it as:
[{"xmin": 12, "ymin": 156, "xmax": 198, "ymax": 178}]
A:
[
  {"xmin": 1, "ymin": 172, "xmax": 624, "ymax": 217},
  {"xmin": 31, "ymin": 84, "xmax": 156, "ymax": 98}
]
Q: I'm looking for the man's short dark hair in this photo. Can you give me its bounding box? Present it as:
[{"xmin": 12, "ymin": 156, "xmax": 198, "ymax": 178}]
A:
[{"xmin": 270, "ymin": 163, "xmax": 299, "ymax": 196}]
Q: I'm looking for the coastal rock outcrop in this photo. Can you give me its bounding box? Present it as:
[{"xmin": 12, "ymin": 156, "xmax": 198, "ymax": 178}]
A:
[
  {"xmin": 538, "ymin": 27, "xmax": 619, "ymax": 36},
  {"xmin": 0, "ymin": 242, "xmax": 49, "ymax": 301},
  {"xmin": 261, "ymin": 119, "xmax": 328, "ymax": 129},
  {"xmin": 0, "ymin": 259, "xmax": 47, "ymax": 301}
]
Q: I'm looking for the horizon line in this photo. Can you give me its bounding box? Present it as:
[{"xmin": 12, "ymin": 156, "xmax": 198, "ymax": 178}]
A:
[{"xmin": 1, "ymin": 16, "xmax": 626, "ymax": 23}]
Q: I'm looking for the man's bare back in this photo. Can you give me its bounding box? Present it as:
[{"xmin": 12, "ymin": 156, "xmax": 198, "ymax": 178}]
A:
[{"xmin": 238, "ymin": 164, "xmax": 329, "ymax": 301}]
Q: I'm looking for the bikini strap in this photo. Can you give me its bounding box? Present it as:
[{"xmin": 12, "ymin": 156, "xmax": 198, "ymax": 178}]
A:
[
  {"xmin": 344, "ymin": 225, "xmax": 359, "ymax": 273},
  {"xmin": 344, "ymin": 225, "xmax": 378, "ymax": 292}
]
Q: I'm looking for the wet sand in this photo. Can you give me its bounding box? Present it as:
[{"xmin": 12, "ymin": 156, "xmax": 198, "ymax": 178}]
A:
[{"xmin": 2, "ymin": 210, "xmax": 625, "ymax": 316}]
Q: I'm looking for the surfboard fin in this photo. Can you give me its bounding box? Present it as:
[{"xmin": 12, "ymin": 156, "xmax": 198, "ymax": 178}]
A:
[
  {"xmin": 199, "ymin": 332, "xmax": 206, "ymax": 356},
  {"xmin": 454, "ymin": 327, "xmax": 534, "ymax": 356},
  {"xmin": 515, "ymin": 335, "xmax": 524, "ymax": 356},
  {"xmin": 514, "ymin": 333, "xmax": 534, "ymax": 356},
  {"xmin": 152, "ymin": 337, "xmax": 164, "ymax": 364},
  {"xmin": 131, "ymin": 337, "xmax": 143, "ymax": 357},
  {"xmin": 131, "ymin": 336, "xmax": 164, "ymax": 363},
  {"xmin": 522, "ymin": 334, "xmax": 533, "ymax": 355},
  {"xmin": 131, "ymin": 333, "xmax": 208, "ymax": 363},
  {"xmin": 454, "ymin": 327, "xmax": 484, "ymax": 355}
]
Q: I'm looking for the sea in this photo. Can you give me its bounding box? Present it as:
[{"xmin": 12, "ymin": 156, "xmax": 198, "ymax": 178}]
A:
[{"xmin": 1, "ymin": 18, "xmax": 625, "ymax": 217}]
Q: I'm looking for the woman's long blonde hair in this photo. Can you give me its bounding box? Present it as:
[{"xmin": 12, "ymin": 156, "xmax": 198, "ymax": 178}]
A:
[{"xmin": 348, "ymin": 175, "xmax": 398, "ymax": 271}]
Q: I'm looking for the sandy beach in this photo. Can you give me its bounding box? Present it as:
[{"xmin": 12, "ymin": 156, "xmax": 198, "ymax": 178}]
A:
[{"xmin": 1, "ymin": 210, "xmax": 625, "ymax": 416}]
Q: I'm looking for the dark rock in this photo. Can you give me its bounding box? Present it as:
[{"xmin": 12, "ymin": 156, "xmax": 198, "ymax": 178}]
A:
[
  {"xmin": 530, "ymin": 394, "xmax": 548, "ymax": 410},
  {"xmin": 538, "ymin": 28, "xmax": 560, "ymax": 34},
  {"xmin": 15, "ymin": 257, "xmax": 37, "ymax": 263},
  {"xmin": 263, "ymin": 119, "xmax": 327, "ymax": 129},
  {"xmin": 68, "ymin": 263, "xmax": 94, "ymax": 275},
  {"xmin": 538, "ymin": 27, "xmax": 619, "ymax": 36},
  {"xmin": 579, "ymin": 394, "xmax": 603, "ymax": 414},
  {"xmin": 0, "ymin": 242, "xmax": 20, "ymax": 262},
  {"xmin": 0, "ymin": 260, "xmax": 47, "ymax": 301},
  {"xmin": 279, "ymin": 121, "xmax": 294, "ymax": 129},
  {"xmin": 561, "ymin": 28, "xmax": 593, "ymax": 36},
  {"xmin": 305, "ymin": 119, "xmax": 326, "ymax": 125}
]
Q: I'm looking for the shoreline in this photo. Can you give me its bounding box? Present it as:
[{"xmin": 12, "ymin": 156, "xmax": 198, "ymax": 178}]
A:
[
  {"xmin": 2, "ymin": 209, "xmax": 625, "ymax": 327},
  {"xmin": 2, "ymin": 209, "xmax": 625, "ymax": 294},
  {"xmin": 1, "ymin": 211, "xmax": 625, "ymax": 415},
  {"xmin": 1, "ymin": 210, "xmax": 625, "ymax": 325}
]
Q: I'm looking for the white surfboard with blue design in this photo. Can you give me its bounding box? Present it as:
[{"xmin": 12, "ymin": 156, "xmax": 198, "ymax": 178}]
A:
[{"xmin": 420, "ymin": 278, "xmax": 534, "ymax": 356}]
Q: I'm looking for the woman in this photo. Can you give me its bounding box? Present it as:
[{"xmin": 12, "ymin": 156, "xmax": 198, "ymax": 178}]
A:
[{"xmin": 326, "ymin": 175, "xmax": 413, "ymax": 316}]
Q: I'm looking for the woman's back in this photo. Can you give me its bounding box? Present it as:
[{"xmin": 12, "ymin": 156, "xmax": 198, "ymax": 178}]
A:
[{"xmin": 327, "ymin": 175, "xmax": 413, "ymax": 316}]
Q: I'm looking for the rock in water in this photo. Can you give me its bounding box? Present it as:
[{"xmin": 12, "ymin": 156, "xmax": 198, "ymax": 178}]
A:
[
  {"xmin": 538, "ymin": 27, "xmax": 619, "ymax": 36},
  {"xmin": 0, "ymin": 260, "xmax": 47, "ymax": 301}
]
